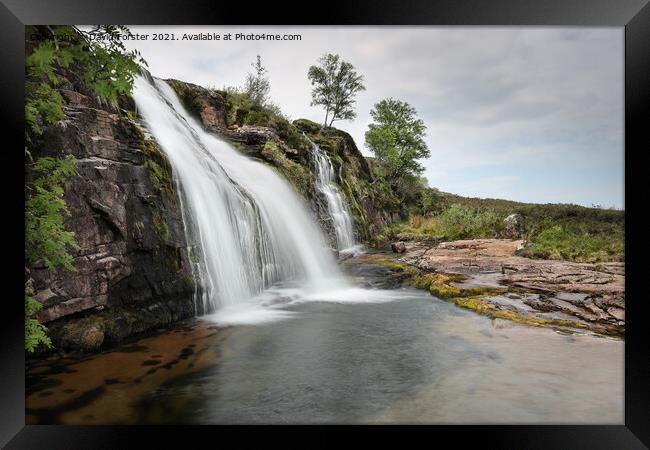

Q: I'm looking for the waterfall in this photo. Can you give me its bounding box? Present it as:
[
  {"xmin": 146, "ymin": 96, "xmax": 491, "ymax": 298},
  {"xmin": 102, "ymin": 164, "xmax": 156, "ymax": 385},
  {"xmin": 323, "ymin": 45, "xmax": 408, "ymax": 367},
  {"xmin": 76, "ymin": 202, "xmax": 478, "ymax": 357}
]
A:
[
  {"xmin": 132, "ymin": 76, "xmax": 341, "ymax": 315},
  {"xmin": 307, "ymin": 136, "xmax": 358, "ymax": 252}
]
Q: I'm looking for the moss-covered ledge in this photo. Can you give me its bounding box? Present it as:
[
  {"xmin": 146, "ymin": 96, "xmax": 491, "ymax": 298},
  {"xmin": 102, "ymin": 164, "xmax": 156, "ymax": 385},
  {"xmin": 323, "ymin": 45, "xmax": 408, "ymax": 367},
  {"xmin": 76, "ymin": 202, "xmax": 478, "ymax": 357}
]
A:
[{"xmin": 45, "ymin": 300, "xmax": 195, "ymax": 353}]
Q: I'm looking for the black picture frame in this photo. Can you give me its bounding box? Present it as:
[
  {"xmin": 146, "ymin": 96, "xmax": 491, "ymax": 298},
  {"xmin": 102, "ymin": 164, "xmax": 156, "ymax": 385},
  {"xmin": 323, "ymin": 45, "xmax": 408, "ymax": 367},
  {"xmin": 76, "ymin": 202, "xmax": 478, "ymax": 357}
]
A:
[{"xmin": 2, "ymin": 0, "xmax": 648, "ymax": 447}]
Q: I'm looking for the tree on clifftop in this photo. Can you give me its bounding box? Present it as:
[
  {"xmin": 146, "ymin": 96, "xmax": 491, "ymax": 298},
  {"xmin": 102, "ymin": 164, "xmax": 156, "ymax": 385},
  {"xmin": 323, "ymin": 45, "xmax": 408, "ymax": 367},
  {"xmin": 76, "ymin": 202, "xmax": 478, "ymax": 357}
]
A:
[
  {"xmin": 307, "ymin": 53, "xmax": 365, "ymax": 128},
  {"xmin": 364, "ymin": 98, "xmax": 430, "ymax": 188},
  {"xmin": 244, "ymin": 55, "xmax": 271, "ymax": 109}
]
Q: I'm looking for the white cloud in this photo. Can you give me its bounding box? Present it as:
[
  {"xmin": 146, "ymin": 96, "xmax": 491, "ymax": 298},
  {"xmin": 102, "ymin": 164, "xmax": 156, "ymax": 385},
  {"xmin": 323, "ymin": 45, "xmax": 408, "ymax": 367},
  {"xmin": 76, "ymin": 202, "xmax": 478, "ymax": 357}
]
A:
[{"xmin": 123, "ymin": 26, "xmax": 624, "ymax": 207}]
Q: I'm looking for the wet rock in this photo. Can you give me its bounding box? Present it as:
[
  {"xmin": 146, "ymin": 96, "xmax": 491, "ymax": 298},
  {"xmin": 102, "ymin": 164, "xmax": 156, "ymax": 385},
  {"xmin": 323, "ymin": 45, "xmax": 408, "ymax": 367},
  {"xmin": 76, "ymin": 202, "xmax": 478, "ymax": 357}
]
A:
[
  {"xmin": 165, "ymin": 79, "xmax": 228, "ymax": 131},
  {"xmin": 34, "ymin": 288, "xmax": 59, "ymax": 307},
  {"xmin": 395, "ymin": 238, "xmax": 625, "ymax": 334},
  {"xmin": 80, "ymin": 327, "xmax": 105, "ymax": 351},
  {"xmin": 55, "ymin": 317, "xmax": 105, "ymax": 352},
  {"xmin": 59, "ymin": 89, "xmax": 92, "ymax": 107},
  {"xmin": 27, "ymin": 78, "xmax": 197, "ymax": 351}
]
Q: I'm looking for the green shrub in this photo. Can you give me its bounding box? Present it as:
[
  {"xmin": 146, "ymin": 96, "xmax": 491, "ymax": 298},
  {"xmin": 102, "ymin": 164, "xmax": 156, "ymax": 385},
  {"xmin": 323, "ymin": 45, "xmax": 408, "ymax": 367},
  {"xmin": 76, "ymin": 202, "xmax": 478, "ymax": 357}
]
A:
[
  {"xmin": 25, "ymin": 284, "xmax": 52, "ymax": 352},
  {"xmin": 293, "ymin": 118, "xmax": 321, "ymax": 134},
  {"xmin": 243, "ymin": 109, "xmax": 272, "ymax": 126},
  {"xmin": 435, "ymin": 204, "xmax": 503, "ymax": 240},
  {"xmin": 261, "ymin": 140, "xmax": 314, "ymax": 194},
  {"xmin": 518, "ymin": 224, "xmax": 624, "ymax": 262},
  {"xmin": 221, "ymin": 87, "xmax": 311, "ymax": 154},
  {"xmin": 381, "ymin": 193, "xmax": 624, "ymax": 263},
  {"xmin": 221, "ymin": 87, "xmax": 254, "ymax": 126},
  {"xmin": 274, "ymin": 118, "xmax": 310, "ymax": 153}
]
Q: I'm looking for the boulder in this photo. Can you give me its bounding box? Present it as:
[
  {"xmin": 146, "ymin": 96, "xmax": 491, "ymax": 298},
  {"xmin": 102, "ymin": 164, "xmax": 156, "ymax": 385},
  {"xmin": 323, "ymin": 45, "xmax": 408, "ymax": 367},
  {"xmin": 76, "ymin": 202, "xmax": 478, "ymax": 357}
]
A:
[
  {"xmin": 391, "ymin": 241, "xmax": 406, "ymax": 253},
  {"xmin": 502, "ymin": 213, "xmax": 525, "ymax": 239},
  {"xmin": 55, "ymin": 317, "xmax": 106, "ymax": 352},
  {"xmin": 516, "ymin": 240, "xmax": 530, "ymax": 251}
]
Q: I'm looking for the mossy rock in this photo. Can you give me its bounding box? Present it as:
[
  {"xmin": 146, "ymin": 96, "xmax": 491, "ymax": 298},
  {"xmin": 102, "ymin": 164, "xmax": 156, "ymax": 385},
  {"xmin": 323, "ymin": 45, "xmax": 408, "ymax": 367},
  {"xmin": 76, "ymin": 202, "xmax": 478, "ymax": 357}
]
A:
[
  {"xmin": 166, "ymin": 79, "xmax": 203, "ymax": 117},
  {"xmin": 364, "ymin": 254, "xmax": 622, "ymax": 336},
  {"xmin": 451, "ymin": 296, "xmax": 620, "ymax": 336},
  {"xmin": 243, "ymin": 109, "xmax": 272, "ymax": 127},
  {"xmin": 261, "ymin": 140, "xmax": 315, "ymax": 195},
  {"xmin": 293, "ymin": 118, "xmax": 322, "ymax": 134},
  {"xmin": 51, "ymin": 316, "xmax": 106, "ymax": 352},
  {"xmin": 411, "ymin": 272, "xmax": 505, "ymax": 299},
  {"xmin": 151, "ymin": 208, "xmax": 170, "ymax": 241},
  {"xmin": 46, "ymin": 300, "xmax": 196, "ymax": 353},
  {"xmin": 273, "ymin": 119, "xmax": 311, "ymax": 153}
]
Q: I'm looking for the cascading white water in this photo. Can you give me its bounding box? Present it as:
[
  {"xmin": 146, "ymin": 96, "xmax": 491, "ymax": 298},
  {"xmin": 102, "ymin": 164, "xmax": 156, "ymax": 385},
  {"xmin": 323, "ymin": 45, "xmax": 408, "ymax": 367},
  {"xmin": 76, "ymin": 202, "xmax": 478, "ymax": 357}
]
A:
[
  {"xmin": 132, "ymin": 75, "xmax": 342, "ymax": 315},
  {"xmin": 307, "ymin": 136, "xmax": 357, "ymax": 252}
]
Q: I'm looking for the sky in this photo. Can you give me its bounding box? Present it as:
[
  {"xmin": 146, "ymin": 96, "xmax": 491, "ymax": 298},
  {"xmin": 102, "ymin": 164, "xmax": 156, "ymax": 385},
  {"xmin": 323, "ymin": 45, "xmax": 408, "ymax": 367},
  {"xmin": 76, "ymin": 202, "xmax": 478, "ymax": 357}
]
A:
[{"xmin": 121, "ymin": 26, "xmax": 624, "ymax": 208}]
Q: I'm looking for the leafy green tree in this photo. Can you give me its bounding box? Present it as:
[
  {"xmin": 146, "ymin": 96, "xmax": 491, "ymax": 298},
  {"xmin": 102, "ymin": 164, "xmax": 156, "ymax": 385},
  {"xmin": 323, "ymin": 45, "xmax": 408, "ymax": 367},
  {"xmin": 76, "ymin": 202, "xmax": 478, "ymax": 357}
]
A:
[
  {"xmin": 244, "ymin": 55, "xmax": 271, "ymax": 109},
  {"xmin": 364, "ymin": 98, "xmax": 430, "ymax": 186},
  {"xmin": 24, "ymin": 25, "xmax": 146, "ymax": 352},
  {"xmin": 307, "ymin": 53, "xmax": 365, "ymax": 128}
]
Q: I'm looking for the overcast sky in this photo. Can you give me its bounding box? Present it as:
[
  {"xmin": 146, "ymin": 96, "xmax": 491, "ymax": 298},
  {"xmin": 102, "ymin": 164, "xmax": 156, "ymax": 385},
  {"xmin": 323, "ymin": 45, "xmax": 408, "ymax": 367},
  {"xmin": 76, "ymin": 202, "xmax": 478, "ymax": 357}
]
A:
[{"xmin": 122, "ymin": 26, "xmax": 624, "ymax": 208}]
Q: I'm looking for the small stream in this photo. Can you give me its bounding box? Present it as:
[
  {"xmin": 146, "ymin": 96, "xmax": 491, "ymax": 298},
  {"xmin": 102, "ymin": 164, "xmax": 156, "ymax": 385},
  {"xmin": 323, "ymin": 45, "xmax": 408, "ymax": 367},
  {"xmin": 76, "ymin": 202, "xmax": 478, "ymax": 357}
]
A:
[{"xmin": 26, "ymin": 259, "xmax": 623, "ymax": 425}]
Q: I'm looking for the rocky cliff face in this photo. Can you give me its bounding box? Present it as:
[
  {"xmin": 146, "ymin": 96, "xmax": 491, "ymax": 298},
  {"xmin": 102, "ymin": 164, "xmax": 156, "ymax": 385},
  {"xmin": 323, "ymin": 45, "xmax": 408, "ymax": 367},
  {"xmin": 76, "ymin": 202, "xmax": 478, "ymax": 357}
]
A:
[{"xmin": 26, "ymin": 84, "xmax": 197, "ymax": 352}]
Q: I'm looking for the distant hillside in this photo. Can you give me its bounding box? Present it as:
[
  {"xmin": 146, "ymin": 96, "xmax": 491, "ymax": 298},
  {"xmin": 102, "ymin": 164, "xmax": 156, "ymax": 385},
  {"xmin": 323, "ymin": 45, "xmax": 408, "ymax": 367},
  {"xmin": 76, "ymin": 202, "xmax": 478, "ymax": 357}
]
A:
[
  {"xmin": 439, "ymin": 192, "xmax": 623, "ymax": 214},
  {"xmin": 375, "ymin": 187, "xmax": 624, "ymax": 263}
]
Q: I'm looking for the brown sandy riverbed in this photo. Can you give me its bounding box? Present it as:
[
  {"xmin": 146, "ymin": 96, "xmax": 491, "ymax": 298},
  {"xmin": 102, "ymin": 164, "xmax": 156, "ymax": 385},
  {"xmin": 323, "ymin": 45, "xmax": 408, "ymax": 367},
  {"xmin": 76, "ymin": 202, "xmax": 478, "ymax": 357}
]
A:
[{"xmin": 26, "ymin": 320, "xmax": 225, "ymax": 424}]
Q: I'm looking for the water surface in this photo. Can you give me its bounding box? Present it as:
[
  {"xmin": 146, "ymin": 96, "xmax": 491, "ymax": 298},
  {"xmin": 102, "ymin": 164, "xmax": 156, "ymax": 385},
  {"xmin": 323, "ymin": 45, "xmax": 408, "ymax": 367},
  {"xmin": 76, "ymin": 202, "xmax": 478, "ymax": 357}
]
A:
[{"xmin": 26, "ymin": 264, "xmax": 623, "ymax": 425}]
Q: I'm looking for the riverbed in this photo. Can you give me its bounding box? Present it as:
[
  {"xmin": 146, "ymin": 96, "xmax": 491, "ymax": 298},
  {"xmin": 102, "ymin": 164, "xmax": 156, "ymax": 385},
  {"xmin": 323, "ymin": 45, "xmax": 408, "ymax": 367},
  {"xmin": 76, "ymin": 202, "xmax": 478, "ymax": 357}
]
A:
[{"xmin": 26, "ymin": 260, "xmax": 623, "ymax": 425}]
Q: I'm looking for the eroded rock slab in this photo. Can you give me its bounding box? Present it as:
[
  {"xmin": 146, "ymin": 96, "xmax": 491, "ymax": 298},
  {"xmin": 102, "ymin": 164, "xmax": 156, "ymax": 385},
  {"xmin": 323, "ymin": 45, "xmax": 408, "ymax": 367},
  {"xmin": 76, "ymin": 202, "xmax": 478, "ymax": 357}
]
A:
[{"xmin": 370, "ymin": 239, "xmax": 624, "ymax": 335}]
